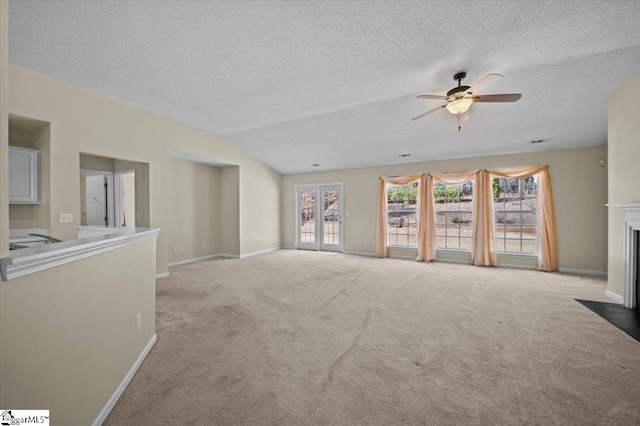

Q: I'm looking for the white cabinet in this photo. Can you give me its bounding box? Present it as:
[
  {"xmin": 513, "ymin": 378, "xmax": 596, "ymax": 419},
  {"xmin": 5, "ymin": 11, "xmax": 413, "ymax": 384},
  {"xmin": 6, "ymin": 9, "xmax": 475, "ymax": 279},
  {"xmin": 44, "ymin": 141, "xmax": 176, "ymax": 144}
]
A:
[{"xmin": 9, "ymin": 146, "xmax": 40, "ymax": 204}]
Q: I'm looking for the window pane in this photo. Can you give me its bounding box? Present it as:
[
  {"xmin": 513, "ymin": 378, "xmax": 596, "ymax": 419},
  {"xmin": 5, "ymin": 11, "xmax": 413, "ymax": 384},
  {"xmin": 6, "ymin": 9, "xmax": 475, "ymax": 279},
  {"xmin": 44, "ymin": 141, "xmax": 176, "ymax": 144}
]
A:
[
  {"xmin": 386, "ymin": 183, "xmax": 418, "ymax": 247},
  {"xmin": 492, "ymin": 177, "xmax": 538, "ymax": 254},
  {"xmin": 434, "ymin": 181, "xmax": 473, "ymax": 251}
]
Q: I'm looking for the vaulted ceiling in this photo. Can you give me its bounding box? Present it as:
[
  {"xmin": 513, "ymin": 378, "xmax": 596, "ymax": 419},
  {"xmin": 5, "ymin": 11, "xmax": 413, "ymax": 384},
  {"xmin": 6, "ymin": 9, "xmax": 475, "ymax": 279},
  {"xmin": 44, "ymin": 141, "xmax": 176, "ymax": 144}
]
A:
[{"xmin": 10, "ymin": 1, "xmax": 640, "ymax": 174}]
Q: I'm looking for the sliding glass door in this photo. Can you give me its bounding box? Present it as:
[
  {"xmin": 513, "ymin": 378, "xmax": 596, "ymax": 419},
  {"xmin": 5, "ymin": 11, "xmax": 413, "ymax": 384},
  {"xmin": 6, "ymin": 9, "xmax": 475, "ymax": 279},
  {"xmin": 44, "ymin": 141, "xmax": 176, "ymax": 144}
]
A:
[{"xmin": 296, "ymin": 184, "xmax": 343, "ymax": 252}]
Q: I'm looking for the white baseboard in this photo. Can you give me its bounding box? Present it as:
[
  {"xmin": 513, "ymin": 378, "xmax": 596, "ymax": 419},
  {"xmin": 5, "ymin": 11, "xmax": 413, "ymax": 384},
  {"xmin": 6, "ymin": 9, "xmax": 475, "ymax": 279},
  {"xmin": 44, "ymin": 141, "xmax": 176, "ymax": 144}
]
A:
[
  {"xmin": 435, "ymin": 258, "xmax": 472, "ymax": 265},
  {"xmin": 497, "ymin": 263, "xmax": 537, "ymax": 270},
  {"xmin": 344, "ymin": 251, "xmax": 376, "ymax": 257},
  {"xmin": 281, "ymin": 246, "xmax": 296, "ymax": 250},
  {"xmin": 92, "ymin": 334, "xmax": 157, "ymax": 426},
  {"xmin": 217, "ymin": 253, "xmax": 240, "ymax": 259},
  {"xmin": 240, "ymin": 246, "xmax": 281, "ymax": 259},
  {"xmin": 155, "ymin": 272, "xmax": 169, "ymax": 279},
  {"xmin": 390, "ymin": 254, "xmax": 417, "ymax": 260},
  {"xmin": 605, "ymin": 290, "xmax": 623, "ymax": 304},
  {"xmin": 558, "ymin": 268, "xmax": 608, "ymax": 277},
  {"xmin": 168, "ymin": 253, "xmax": 221, "ymax": 268}
]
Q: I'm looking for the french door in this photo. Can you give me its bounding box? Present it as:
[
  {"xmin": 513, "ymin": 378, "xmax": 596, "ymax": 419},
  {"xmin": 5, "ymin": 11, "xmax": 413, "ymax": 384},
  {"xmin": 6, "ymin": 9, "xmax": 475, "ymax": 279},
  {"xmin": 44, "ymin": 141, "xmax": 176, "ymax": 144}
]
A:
[{"xmin": 296, "ymin": 183, "xmax": 343, "ymax": 252}]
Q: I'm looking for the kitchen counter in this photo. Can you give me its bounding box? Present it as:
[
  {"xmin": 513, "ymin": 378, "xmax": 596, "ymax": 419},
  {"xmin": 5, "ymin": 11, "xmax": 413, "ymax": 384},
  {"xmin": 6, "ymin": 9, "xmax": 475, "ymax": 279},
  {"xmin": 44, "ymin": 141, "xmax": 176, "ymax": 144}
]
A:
[{"xmin": 1, "ymin": 227, "xmax": 160, "ymax": 281}]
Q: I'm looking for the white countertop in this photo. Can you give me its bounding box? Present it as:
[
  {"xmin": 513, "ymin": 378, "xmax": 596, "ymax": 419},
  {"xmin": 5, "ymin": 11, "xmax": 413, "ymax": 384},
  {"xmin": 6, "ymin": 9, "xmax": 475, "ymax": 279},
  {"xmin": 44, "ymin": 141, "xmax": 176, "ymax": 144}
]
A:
[{"xmin": 1, "ymin": 227, "xmax": 160, "ymax": 281}]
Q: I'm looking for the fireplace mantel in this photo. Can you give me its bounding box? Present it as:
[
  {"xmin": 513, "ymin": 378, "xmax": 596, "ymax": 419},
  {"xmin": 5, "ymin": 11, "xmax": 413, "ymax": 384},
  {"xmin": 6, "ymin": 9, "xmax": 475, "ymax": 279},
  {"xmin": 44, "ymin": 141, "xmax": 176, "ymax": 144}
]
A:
[{"xmin": 617, "ymin": 203, "xmax": 640, "ymax": 309}]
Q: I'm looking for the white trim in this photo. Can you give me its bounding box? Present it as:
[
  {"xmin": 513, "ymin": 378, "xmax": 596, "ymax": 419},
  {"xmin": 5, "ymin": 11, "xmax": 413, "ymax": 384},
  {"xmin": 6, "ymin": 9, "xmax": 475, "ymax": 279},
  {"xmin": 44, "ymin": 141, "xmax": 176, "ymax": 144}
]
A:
[
  {"xmin": 155, "ymin": 272, "xmax": 170, "ymax": 279},
  {"xmin": 281, "ymin": 246, "xmax": 296, "ymax": 250},
  {"xmin": 618, "ymin": 204, "xmax": 640, "ymax": 309},
  {"xmin": 92, "ymin": 334, "xmax": 157, "ymax": 426},
  {"xmin": 605, "ymin": 290, "xmax": 624, "ymax": 304},
  {"xmin": 390, "ymin": 254, "xmax": 417, "ymax": 260},
  {"xmin": 240, "ymin": 246, "xmax": 281, "ymax": 259},
  {"xmin": 168, "ymin": 253, "xmax": 221, "ymax": 267},
  {"xmin": 435, "ymin": 257, "xmax": 474, "ymax": 265},
  {"xmin": 558, "ymin": 268, "xmax": 607, "ymax": 276},
  {"xmin": 217, "ymin": 253, "xmax": 240, "ymax": 259},
  {"xmin": 1, "ymin": 228, "xmax": 160, "ymax": 281},
  {"xmin": 497, "ymin": 263, "xmax": 537, "ymax": 270},
  {"xmin": 344, "ymin": 251, "xmax": 376, "ymax": 257}
]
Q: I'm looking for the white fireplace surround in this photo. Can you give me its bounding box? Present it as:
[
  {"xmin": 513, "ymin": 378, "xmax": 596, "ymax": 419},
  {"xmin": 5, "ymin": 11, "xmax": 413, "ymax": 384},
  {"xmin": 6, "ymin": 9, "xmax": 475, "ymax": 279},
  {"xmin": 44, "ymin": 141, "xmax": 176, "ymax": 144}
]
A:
[{"xmin": 618, "ymin": 203, "xmax": 640, "ymax": 309}]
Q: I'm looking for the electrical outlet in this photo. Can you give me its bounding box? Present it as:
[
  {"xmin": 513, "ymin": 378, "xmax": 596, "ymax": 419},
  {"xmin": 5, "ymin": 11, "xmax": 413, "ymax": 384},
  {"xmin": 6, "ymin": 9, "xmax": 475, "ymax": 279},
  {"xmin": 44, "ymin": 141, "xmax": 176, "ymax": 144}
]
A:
[
  {"xmin": 136, "ymin": 212, "xmax": 140, "ymax": 220},
  {"xmin": 172, "ymin": 247, "xmax": 177, "ymax": 253},
  {"xmin": 202, "ymin": 243, "xmax": 206, "ymax": 248},
  {"xmin": 59, "ymin": 213, "xmax": 73, "ymax": 223},
  {"xmin": 178, "ymin": 246, "xmax": 183, "ymax": 253},
  {"xmin": 257, "ymin": 238, "xmax": 261, "ymax": 245},
  {"xmin": 43, "ymin": 195, "xmax": 47, "ymax": 204},
  {"xmin": 136, "ymin": 312, "xmax": 142, "ymax": 331},
  {"xmin": 358, "ymin": 239, "xmax": 362, "ymax": 245}
]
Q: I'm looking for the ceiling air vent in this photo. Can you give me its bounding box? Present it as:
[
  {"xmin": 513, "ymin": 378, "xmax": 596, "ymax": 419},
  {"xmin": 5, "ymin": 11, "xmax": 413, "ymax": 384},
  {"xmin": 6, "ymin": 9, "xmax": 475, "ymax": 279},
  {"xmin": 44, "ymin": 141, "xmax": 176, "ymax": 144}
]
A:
[
  {"xmin": 529, "ymin": 139, "xmax": 545, "ymax": 145},
  {"xmin": 312, "ymin": 164, "xmax": 320, "ymax": 167},
  {"xmin": 399, "ymin": 154, "xmax": 411, "ymax": 158}
]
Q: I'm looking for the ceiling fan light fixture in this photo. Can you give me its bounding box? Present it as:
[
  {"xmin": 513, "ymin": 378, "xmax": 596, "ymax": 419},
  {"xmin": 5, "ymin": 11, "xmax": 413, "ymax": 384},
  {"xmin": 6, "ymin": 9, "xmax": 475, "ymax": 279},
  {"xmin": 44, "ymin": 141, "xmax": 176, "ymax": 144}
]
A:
[{"xmin": 445, "ymin": 98, "xmax": 473, "ymax": 114}]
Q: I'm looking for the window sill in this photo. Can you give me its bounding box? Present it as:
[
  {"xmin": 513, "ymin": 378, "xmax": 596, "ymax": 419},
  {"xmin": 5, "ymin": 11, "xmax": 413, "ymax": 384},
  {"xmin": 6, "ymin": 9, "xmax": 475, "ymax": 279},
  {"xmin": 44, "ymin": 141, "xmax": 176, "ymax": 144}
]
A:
[{"xmin": 497, "ymin": 252, "xmax": 538, "ymax": 258}]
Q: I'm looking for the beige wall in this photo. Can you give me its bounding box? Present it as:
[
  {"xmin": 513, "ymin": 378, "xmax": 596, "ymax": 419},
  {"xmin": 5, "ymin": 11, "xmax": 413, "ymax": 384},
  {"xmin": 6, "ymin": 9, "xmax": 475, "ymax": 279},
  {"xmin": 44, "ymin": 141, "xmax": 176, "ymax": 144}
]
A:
[
  {"xmin": 282, "ymin": 145, "xmax": 608, "ymax": 272},
  {"xmin": 0, "ymin": 0, "xmax": 9, "ymax": 256},
  {"xmin": 221, "ymin": 165, "xmax": 240, "ymax": 255},
  {"xmin": 9, "ymin": 123, "xmax": 51, "ymax": 230},
  {"xmin": 122, "ymin": 172, "xmax": 135, "ymax": 226},
  {"xmin": 167, "ymin": 158, "xmax": 228, "ymax": 263},
  {"xmin": 607, "ymin": 69, "xmax": 640, "ymax": 297},
  {"xmin": 7, "ymin": 65, "xmax": 282, "ymax": 272},
  {"xmin": 0, "ymin": 237, "xmax": 157, "ymax": 425},
  {"xmin": 80, "ymin": 152, "xmax": 115, "ymax": 171}
]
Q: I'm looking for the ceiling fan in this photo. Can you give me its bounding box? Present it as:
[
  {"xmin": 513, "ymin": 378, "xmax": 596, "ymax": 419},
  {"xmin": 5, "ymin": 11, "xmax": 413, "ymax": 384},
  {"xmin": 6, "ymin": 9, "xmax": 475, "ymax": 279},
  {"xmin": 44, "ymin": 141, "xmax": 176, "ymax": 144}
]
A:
[{"xmin": 413, "ymin": 72, "xmax": 521, "ymax": 130}]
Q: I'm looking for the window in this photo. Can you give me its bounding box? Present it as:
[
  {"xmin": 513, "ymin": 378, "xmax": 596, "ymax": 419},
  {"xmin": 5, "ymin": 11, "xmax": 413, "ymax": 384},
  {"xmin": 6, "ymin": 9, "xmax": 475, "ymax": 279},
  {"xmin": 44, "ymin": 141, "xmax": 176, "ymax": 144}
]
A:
[
  {"xmin": 492, "ymin": 177, "xmax": 538, "ymax": 254},
  {"xmin": 434, "ymin": 181, "xmax": 474, "ymax": 250},
  {"xmin": 386, "ymin": 183, "xmax": 418, "ymax": 247}
]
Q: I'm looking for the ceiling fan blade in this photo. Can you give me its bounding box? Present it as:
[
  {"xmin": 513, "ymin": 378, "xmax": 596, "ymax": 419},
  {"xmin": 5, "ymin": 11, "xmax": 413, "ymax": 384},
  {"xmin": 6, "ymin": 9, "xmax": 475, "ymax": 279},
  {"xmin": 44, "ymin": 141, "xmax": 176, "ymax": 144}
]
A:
[
  {"xmin": 464, "ymin": 73, "xmax": 503, "ymax": 95},
  {"xmin": 416, "ymin": 94, "xmax": 447, "ymax": 100},
  {"xmin": 412, "ymin": 105, "xmax": 446, "ymax": 121},
  {"xmin": 472, "ymin": 94, "xmax": 522, "ymax": 102},
  {"xmin": 457, "ymin": 111, "xmax": 469, "ymax": 124}
]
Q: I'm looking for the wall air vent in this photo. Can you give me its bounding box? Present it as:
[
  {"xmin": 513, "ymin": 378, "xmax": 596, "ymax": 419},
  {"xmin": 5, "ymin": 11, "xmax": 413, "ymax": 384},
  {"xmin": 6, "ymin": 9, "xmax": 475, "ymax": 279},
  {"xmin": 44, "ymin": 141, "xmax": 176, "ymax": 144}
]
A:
[
  {"xmin": 398, "ymin": 154, "xmax": 411, "ymax": 158},
  {"xmin": 530, "ymin": 139, "xmax": 545, "ymax": 144},
  {"xmin": 312, "ymin": 164, "xmax": 320, "ymax": 167}
]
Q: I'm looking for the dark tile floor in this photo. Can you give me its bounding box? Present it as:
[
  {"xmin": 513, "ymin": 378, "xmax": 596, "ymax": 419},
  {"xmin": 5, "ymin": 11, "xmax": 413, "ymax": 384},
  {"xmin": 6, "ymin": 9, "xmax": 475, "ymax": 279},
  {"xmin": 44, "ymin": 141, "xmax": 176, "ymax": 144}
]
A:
[{"xmin": 576, "ymin": 299, "xmax": 640, "ymax": 342}]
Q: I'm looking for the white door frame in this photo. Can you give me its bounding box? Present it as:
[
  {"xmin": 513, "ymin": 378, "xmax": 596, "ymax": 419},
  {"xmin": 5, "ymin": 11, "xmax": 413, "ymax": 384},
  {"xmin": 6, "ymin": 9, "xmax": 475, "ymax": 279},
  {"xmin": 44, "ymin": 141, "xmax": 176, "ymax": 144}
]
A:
[
  {"xmin": 295, "ymin": 182, "xmax": 344, "ymax": 252},
  {"xmin": 114, "ymin": 169, "xmax": 136, "ymax": 227},
  {"xmin": 81, "ymin": 168, "xmax": 114, "ymax": 226}
]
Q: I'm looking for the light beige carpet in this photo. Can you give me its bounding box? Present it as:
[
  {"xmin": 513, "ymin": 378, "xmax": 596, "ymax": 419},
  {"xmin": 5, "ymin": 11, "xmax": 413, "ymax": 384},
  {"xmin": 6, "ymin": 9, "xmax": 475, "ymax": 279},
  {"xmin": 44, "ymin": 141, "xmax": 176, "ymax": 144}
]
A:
[{"xmin": 105, "ymin": 250, "xmax": 640, "ymax": 425}]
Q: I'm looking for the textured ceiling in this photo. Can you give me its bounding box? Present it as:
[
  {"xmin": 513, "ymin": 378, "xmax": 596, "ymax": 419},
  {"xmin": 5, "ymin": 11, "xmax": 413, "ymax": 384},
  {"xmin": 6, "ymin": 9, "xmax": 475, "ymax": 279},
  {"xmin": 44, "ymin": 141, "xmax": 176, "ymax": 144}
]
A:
[{"xmin": 9, "ymin": 1, "xmax": 640, "ymax": 174}]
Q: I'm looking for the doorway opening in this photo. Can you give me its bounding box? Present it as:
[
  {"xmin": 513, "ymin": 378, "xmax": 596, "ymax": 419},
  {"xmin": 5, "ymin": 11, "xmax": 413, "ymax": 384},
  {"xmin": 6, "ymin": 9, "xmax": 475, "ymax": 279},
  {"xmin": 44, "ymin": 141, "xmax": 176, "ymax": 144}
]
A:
[
  {"xmin": 81, "ymin": 169, "xmax": 114, "ymax": 226},
  {"xmin": 115, "ymin": 170, "xmax": 136, "ymax": 227},
  {"xmin": 296, "ymin": 183, "xmax": 343, "ymax": 252},
  {"xmin": 79, "ymin": 153, "xmax": 150, "ymax": 228}
]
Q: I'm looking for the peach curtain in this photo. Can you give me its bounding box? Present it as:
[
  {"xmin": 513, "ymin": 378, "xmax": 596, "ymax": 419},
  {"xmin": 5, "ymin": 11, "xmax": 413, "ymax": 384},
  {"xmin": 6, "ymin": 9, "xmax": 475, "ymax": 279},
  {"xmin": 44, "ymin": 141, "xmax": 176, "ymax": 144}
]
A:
[
  {"xmin": 471, "ymin": 170, "xmax": 497, "ymax": 266},
  {"xmin": 376, "ymin": 174, "xmax": 425, "ymax": 259},
  {"xmin": 488, "ymin": 165, "xmax": 558, "ymax": 272},
  {"xmin": 422, "ymin": 174, "xmax": 436, "ymax": 261}
]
